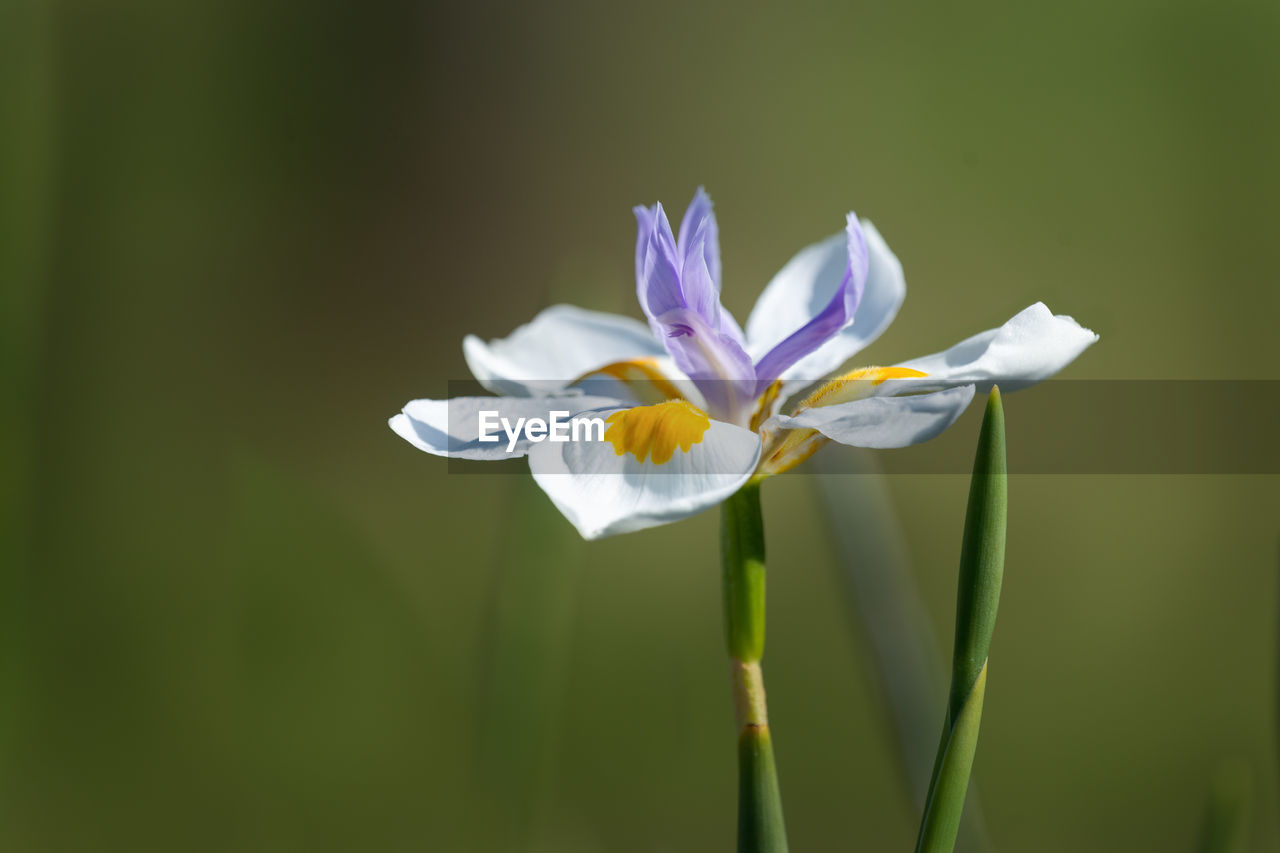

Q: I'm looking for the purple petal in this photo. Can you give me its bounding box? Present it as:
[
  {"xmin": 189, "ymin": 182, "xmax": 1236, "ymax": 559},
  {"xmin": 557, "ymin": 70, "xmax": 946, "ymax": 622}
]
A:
[
  {"xmin": 632, "ymin": 189, "xmax": 754, "ymax": 418},
  {"xmin": 633, "ymin": 204, "xmax": 653, "ymax": 292},
  {"xmin": 752, "ymin": 213, "xmax": 869, "ymax": 391},
  {"xmin": 635, "ymin": 190, "xmax": 744, "ymax": 345},
  {"xmin": 678, "ymin": 189, "xmax": 747, "ymax": 348},
  {"xmin": 677, "ymin": 186, "xmax": 721, "ymax": 291},
  {"xmin": 634, "ymin": 202, "xmax": 684, "ymax": 318},
  {"xmin": 650, "ymin": 306, "xmax": 756, "ymax": 422},
  {"xmin": 679, "ymin": 216, "xmax": 723, "ymax": 329}
]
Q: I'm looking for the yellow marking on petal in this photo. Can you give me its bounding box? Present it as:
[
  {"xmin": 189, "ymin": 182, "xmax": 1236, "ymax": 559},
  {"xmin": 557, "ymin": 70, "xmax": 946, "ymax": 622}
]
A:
[
  {"xmin": 575, "ymin": 358, "xmax": 686, "ymax": 405},
  {"xmin": 758, "ymin": 429, "xmax": 829, "ymax": 476},
  {"xmin": 749, "ymin": 379, "xmax": 783, "ymax": 433},
  {"xmin": 756, "ymin": 367, "xmax": 929, "ymax": 477},
  {"xmin": 799, "ymin": 366, "xmax": 928, "ymax": 410},
  {"xmin": 603, "ymin": 399, "xmax": 711, "ymax": 465}
]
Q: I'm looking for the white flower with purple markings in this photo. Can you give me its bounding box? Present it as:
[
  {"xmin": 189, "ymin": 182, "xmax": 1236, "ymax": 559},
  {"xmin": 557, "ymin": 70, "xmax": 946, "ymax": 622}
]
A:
[{"xmin": 391, "ymin": 189, "xmax": 1096, "ymax": 538}]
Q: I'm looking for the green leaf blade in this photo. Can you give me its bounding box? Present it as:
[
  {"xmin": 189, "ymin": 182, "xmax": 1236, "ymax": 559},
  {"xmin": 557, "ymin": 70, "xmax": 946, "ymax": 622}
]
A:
[
  {"xmin": 916, "ymin": 388, "xmax": 1007, "ymax": 853},
  {"xmin": 950, "ymin": 387, "xmax": 1007, "ymax": 715},
  {"xmin": 737, "ymin": 724, "xmax": 789, "ymax": 853}
]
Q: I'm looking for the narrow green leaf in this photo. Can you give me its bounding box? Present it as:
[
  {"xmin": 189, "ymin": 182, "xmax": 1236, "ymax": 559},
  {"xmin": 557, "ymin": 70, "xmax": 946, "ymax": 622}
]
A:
[
  {"xmin": 0, "ymin": 0, "xmax": 55, "ymax": 771},
  {"xmin": 1196, "ymin": 760, "xmax": 1252, "ymax": 853},
  {"xmin": 949, "ymin": 388, "xmax": 1007, "ymax": 716},
  {"xmin": 812, "ymin": 449, "xmax": 993, "ymax": 853},
  {"xmin": 917, "ymin": 665, "xmax": 987, "ymax": 853},
  {"xmin": 738, "ymin": 725, "xmax": 789, "ymax": 853},
  {"xmin": 476, "ymin": 476, "xmax": 584, "ymax": 845},
  {"xmin": 916, "ymin": 388, "xmax": 1007, "ymax": 853}
]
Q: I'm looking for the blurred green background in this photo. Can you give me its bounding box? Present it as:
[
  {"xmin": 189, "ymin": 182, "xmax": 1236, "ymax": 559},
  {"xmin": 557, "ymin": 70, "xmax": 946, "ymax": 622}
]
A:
[{"xmin": 3, "ymin": 0, "xmax": 1278, "ymax": 850}]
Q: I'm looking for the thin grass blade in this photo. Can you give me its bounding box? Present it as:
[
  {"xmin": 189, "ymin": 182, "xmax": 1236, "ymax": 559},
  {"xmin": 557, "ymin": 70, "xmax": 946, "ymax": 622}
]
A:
[
  {"xmin": 813, "ymin": 449, "xmax": 992, "ymax": 853},
  {"xmin": 916, "ymin": 388, "xmax": 1006, "ymax": 853}
]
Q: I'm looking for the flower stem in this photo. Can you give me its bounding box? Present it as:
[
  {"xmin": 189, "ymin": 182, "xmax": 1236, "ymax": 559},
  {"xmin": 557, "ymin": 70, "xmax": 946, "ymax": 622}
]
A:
[
  {"xmin": 915, "ymin": 387, "xmax": 1007, "ymax": 853},
  {"xmin": 721, "ymin": 481, "xmax": 788, "ymax": 853}
]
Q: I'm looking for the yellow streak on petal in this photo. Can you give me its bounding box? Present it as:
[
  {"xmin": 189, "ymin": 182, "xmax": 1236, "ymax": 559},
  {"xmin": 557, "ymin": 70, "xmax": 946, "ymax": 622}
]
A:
[
  {"xmin": 603, "ymin": 399, "xmax": 711, "ymax": 465},
  {"xmin": 757, "ymin": 367, "xmax": 929, "ymax": 477},
  {"xmin": 759, "ymin": 429, "xmax": 829, "ymax": 476},
  {"xmin": 574, "ymin": 358, "xmax": 686, "ymax": 405},
  {"xmin": 749, "ymin": 379, "xmax": 783, "ymax": 433},
  {"xmin": 799, "ymin": 366, "xmax": 928, "ymax": 410}
]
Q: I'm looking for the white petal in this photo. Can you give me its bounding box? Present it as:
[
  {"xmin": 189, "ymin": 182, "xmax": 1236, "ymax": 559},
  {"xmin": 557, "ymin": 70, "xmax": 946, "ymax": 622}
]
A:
[
  {"xmin": 389, "ymin": 396, "xmax": 621, "ymax": 460},
  {"xmin": 745, "ymin": 220, "xmax": 907, "ymax": 388},
  {"xmin": 528, "ymin": 414, "xmax": 762, "ymax": 539},
  {"xmin": 771, "ymin": 385, "xmax": 976, "ymax": 449},
  {"xmin": 896, "ymin": 302, "xmax": 1098, "ymax": 391},
  {"xmin": 463, "ymin": 304, "xmax": 666, "ymax": 396},
  {"xmin": 745, "ymin": 232, "xmax": 845, "ymax": 360}
]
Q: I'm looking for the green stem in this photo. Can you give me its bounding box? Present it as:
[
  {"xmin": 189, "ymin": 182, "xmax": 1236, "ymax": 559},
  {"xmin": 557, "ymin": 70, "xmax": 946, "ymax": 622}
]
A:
[
  {"xmin": 721, "ymin": 482, "xmax": 788, "ymax": 853},
  {"xmin": 722, "ymin": 481, "xmax": 766, "ymax": 662},
  {"xmin": 916, "ymin": 387, "xmax": 1007, "ymax": 853}
]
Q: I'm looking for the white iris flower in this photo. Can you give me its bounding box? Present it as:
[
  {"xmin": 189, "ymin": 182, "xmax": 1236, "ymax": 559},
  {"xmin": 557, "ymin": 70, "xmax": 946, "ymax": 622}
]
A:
[{"xmin": 391, "ymin": 189, "xmax": 1096, "ymax": 539}]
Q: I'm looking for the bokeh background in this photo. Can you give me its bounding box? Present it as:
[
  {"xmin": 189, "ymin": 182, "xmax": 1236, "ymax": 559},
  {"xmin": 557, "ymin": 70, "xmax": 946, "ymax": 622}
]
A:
[{"xmin": 3, "ymin": 0, "xmax": 1278, "ymax": 850}]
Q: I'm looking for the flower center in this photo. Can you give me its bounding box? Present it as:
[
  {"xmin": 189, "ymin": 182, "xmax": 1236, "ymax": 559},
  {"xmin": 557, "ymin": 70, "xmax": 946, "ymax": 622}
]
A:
[{"xmin": 604, "ymin": 399, "xmax": 711, "ymax": 464}]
